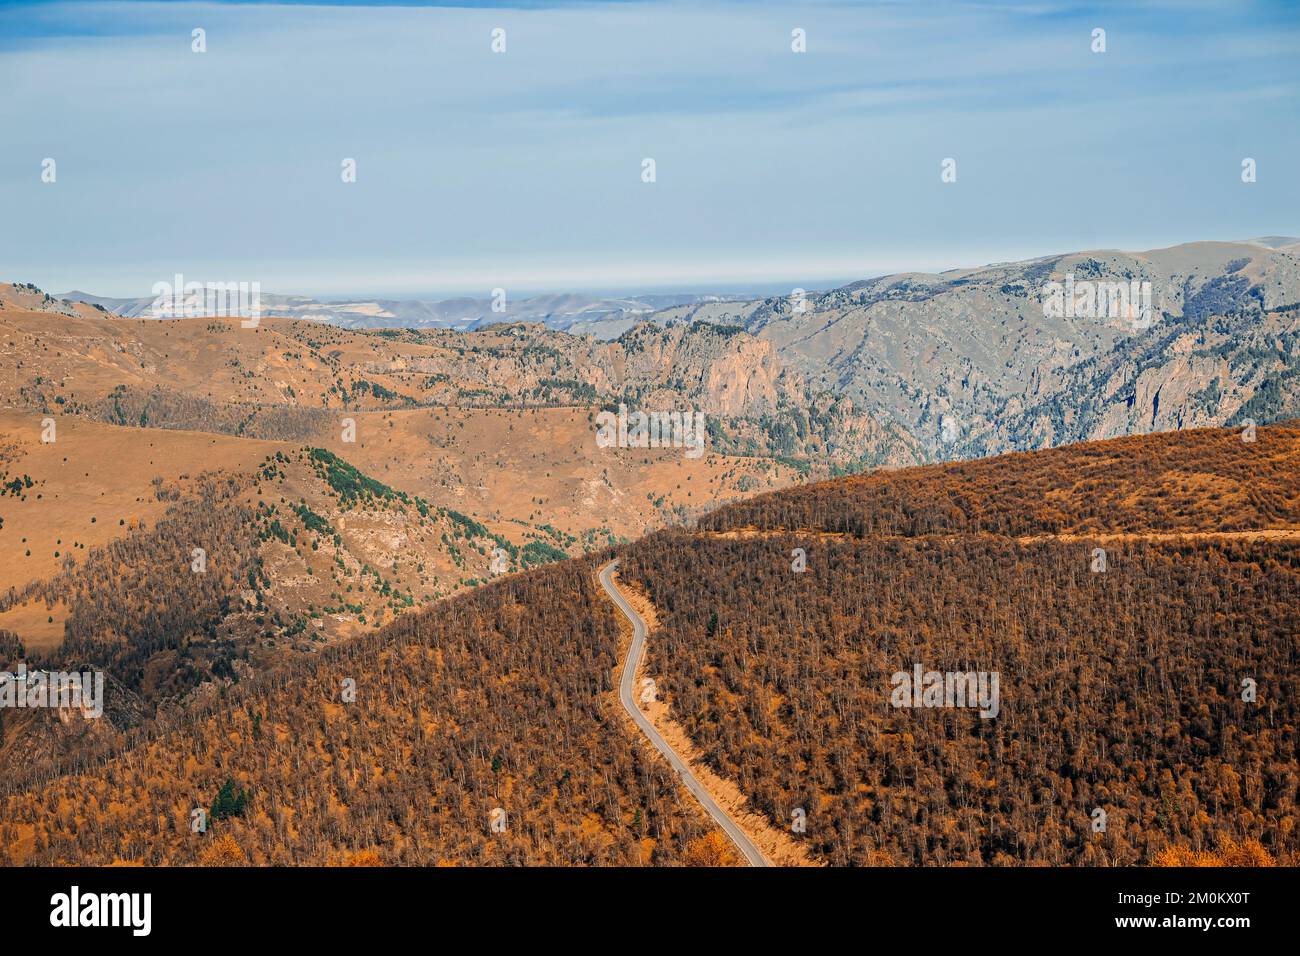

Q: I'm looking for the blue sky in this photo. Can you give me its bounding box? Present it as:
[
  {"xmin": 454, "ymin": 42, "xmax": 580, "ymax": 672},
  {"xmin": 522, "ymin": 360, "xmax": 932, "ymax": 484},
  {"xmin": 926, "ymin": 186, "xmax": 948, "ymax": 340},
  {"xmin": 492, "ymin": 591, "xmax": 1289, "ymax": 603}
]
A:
[{"xmin": 1, "ymin": 0, "xmax": 1297, "ymax": 298}]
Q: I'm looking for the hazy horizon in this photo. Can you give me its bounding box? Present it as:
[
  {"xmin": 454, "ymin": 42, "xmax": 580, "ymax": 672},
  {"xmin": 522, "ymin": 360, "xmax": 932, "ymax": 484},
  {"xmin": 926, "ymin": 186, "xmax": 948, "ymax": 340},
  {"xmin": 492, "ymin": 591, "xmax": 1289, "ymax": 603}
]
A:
[{"xmin": 39, "ymin": 233, "xmax": 1297, "ymax": 304}]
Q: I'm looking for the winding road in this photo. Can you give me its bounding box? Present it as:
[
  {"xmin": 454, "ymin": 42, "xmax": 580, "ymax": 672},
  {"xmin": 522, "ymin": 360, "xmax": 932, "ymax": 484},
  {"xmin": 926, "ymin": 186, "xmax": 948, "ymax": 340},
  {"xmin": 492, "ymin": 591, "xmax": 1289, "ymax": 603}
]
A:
[{"xmin": 599, "ymin": 559, "xmax": 770, "ymax": 867}]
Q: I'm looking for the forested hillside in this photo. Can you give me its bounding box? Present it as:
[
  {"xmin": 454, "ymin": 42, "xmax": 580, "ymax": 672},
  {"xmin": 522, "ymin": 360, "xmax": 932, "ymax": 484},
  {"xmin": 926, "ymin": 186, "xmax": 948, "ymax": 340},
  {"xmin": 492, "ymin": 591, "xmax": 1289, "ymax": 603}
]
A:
[
  {"xmin": 1, "ymin": 561, "xmax": 721, "ymax": 865},
  {"xmin": 0, "ymin": 429, "xmax": 583, "ymax": 781},
  {"xmin": 701, "ymin": 420, "xmax": 1300, "ymax": 536},
  {"xmin": 623, "ymin": 423, "xmax": 1300, "ymax": 865},
  {"xmin": 3, "ymin": 423, "xmax": 1295, "ymax": 866}
]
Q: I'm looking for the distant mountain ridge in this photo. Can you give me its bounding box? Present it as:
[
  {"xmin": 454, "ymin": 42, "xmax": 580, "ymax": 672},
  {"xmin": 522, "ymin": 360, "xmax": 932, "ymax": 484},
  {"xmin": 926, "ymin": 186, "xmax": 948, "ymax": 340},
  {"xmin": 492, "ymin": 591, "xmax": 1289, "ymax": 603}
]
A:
[
  {"xmin": 54, "ymin": 287, "xmax": 757, "ymax": 339},
  {"xmin": 643, "ymin": 237, "xmax": 1300, "ymax": 462},
  {"xmin": 16, "ymin": 236, "xmax": 1300, "ymax": 467}
]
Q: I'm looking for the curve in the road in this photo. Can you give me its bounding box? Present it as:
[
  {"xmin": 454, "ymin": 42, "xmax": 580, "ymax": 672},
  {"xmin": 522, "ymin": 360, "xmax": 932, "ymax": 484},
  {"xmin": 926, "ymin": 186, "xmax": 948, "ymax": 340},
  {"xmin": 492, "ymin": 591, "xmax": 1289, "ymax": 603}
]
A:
[{"xmin": 599, "ymin": 559, "xmax": 770, "ymax": 867}]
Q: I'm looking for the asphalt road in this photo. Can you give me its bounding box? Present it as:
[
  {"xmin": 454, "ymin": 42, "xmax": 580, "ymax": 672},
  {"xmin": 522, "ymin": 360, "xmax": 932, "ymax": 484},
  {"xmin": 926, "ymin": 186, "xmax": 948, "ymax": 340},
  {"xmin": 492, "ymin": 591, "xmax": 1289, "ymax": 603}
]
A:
[{"xmin": 599, "ymin": 559, "xmax": 770, "ymax": 867}]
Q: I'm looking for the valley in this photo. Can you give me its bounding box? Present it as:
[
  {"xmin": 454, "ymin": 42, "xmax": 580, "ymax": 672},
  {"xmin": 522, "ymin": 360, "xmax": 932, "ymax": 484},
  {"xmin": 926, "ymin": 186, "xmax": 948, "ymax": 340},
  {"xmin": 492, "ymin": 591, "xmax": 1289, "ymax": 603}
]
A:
[{"xmin": 2, "ymin": 238, "xmax": 1298, "ymax": 867}]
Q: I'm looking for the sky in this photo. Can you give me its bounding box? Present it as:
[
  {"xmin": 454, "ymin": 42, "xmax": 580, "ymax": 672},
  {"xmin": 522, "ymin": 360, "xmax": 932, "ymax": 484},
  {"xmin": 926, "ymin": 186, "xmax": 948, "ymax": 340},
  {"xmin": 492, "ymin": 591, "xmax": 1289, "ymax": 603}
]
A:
[{"xmin": 0, "ymin": 0, "xmax": 1297, "ymax": 298}]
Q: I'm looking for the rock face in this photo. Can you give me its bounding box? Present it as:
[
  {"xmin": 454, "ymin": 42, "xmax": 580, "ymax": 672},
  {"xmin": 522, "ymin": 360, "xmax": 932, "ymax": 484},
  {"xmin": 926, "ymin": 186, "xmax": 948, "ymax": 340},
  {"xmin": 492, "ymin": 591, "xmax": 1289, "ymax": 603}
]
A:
[
  {"xmin": 591, "ymin": 322, "xmax": 917, "ymax": 466},
  {"xmin": 602, "ymin": 322, "xmax": 784, "ymax": 418},
  {"xmin": 645, "ymin": 238, "xmax": 1300, "ymax": 462},
  {"xmin": 1008, "ymin": 299, "xmax": 1300, "ymax": 450}
]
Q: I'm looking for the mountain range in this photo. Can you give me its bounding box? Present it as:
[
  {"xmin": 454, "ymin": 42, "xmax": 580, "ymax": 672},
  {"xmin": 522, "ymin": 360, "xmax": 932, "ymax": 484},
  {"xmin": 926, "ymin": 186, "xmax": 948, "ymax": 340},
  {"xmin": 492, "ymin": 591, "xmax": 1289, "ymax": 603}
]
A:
[
  {"xmin": 55, "ymin": 288, "xmax": 760, "ymax": 339},
  {"xmin": 2, "ymin": 236, "xmax": 1298, "ymax": 866},
  {"xmin": 27, "ymin": 236, "xmax": 1300, "ymax": 468}
]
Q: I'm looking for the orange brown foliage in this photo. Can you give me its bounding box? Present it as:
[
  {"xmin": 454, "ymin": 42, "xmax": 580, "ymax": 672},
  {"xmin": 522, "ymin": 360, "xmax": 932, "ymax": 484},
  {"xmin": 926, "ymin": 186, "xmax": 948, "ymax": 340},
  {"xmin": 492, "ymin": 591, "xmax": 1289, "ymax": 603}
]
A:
[
  {"xmin": 684, "ymin": 831, "xmax": 741, "ymax": 867},
  {"xmin": 1153, "ymin": 838, "xmax": 1277, "ymax": 867}
]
